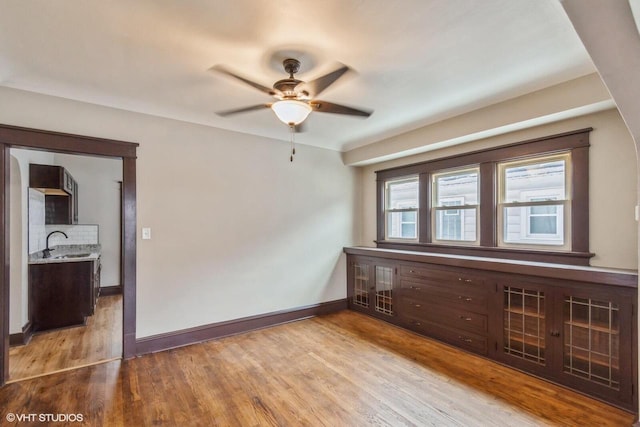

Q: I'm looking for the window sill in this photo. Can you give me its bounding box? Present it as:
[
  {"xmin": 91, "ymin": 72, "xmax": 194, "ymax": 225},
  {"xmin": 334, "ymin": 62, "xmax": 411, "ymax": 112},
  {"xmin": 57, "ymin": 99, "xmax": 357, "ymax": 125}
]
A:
[{"xmin": 374, "ymin": 240, "xmax": 594, "ymax": 266}]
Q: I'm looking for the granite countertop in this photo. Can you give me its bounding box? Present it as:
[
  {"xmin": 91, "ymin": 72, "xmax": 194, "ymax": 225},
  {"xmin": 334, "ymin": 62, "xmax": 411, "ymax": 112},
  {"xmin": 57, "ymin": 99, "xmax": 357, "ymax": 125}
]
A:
[{"xmin": 28, "ymin": 244, "xmax": 101, "ymax": 264}]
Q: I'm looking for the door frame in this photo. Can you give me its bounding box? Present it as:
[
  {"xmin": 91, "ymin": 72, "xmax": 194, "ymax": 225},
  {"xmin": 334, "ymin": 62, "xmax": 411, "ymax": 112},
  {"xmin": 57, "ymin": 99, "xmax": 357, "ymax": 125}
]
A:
[{"xmin": 0, "ymin": 124, "xmax": 139, "ymax": 385}]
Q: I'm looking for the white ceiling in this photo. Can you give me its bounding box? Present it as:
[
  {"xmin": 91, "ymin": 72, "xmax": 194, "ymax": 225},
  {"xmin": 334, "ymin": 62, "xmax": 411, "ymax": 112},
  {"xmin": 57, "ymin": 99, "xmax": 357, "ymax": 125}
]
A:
[{"xmin": 0, "ymin": 0, "xmax": 595, "ymax": 152}]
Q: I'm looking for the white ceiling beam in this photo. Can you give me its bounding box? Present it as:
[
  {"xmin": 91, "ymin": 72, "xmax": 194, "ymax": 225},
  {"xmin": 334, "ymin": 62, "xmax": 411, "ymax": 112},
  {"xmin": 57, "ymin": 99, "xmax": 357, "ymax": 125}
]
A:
[
  {"xmin": 342, "ymin": 73, "xmax": 613, "ymax": 166},
  {"xmin": 561, "ymin": 0, "xmax": 640, "ymax": 150}
]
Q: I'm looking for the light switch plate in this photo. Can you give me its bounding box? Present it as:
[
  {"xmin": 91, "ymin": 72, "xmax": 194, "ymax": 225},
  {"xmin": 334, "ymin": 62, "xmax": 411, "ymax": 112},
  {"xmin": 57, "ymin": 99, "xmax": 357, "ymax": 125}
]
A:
[{"xmin": 142, "ymin": 227, "xmax": 151, "ymax": 240}]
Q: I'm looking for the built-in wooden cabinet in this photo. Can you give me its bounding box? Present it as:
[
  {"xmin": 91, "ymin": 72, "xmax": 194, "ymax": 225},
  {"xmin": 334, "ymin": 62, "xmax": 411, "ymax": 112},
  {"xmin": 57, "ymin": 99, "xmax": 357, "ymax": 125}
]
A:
[
  {"xmin": 398, "ymin": 263, "xmax": 491, "ymax": 355},
  {"xmin": 494, "ymin": 275, "xmax": 635, "ymax": 407},
  {"xmin": 347, "ymin": 258, "xmax": 397, "ymax": 320},
  {"xmin": 29, "ymin": 164, "xmax": 78, "ymax": 224},
  {"xmin": 345, "ymin": 247, "xmax": 638, "ymax": 412}
]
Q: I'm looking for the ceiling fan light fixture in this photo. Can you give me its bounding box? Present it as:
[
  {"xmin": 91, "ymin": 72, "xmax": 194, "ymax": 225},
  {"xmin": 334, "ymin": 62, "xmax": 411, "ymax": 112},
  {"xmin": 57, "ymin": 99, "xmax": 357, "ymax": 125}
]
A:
[{"xmin": 271, "ymin": 100, "xmax": 312, "ymax": 126}]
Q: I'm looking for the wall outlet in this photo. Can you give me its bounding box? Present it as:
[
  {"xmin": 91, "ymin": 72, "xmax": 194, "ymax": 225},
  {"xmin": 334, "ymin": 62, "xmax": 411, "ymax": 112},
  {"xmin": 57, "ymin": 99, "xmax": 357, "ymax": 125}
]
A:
[
  {"xmin": 636, "ymin": 206, "xmax": 640, "ymax": 222},
  {"xmin": 142, "ymin": 227, "xmax": 152, "ymax": 240}
]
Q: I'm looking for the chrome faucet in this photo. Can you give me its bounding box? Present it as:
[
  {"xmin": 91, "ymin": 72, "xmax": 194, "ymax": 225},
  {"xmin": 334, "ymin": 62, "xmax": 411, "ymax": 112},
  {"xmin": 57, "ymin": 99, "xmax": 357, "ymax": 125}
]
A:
[{"xmin": 43, "ymin": 231, "xmax": 68, "ymax": 258}]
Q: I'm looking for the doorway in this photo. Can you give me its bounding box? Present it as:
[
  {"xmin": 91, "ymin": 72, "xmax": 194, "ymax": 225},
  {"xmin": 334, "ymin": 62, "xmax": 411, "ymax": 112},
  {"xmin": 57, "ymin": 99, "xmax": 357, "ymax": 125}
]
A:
[
  {"xmin": 8, "ymin": 149, "xmax": 123, "ymax": 380},
  {"xmin": 0, "ymin": 124, "xmax": 138, "ymax": 385}
]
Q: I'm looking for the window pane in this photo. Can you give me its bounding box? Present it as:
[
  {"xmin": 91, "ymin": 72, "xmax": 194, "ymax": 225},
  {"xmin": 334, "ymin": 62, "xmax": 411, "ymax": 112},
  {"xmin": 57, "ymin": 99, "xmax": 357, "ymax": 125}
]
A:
[
  {"xmin": 504, "ymin": 160, "xmax": 565, "ymax": 203},
  {"xmin": 387, "ymin": 211, "xmax": 417, "ymax": 239},
  {"xmin": 503, "ymin": 205, "xmax": 564, "ymax": 245},
  {"xmin": 530, "ymin": 216, "xmax": 557, "ymax": 234},
  {"xmin": 530, "ymin": 205, "xmax": 557, "ymax": 215},
  {"xmin": 435, "ymin": 208, "xmax": 476, "ymax": 241},
  {"xmin": 434, "ymin": 171, "xmax": 478, "ymax": 206},
  {"xmin": 387, "ymin": 178, "xmax": 418, "ymax": 209}
]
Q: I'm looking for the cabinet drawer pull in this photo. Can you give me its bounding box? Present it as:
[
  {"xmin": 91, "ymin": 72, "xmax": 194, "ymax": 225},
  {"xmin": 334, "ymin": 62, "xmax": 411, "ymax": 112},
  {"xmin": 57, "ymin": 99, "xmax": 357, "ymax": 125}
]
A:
[
  {"xmin": 458, "ymin": 278, "xmax": 472, "ymax": 283},
  {"xmin": 413, "ymin": 303, "xmax": 422, "ymax": 308},
  {"xmin": 550, "ymin": 330, "xmax": 560, "ymax": 337},
  {"xmin": 457, "ymin": 296, "xmax": 473, "ymax": 302},
  {"xmin": 459, "ymin": 316, "xmax": 472, "ymax": 321},
  {"xmin": 409, "ymin": 286, "xmax": 421, "ymax": 291},
  {"xmin": 409, "ymin": 270, "xmax": 416, "ymax": 273},
  {"xmin": 458, "ymin": 336, "xmax": 473, "ymax": 343},
  {"xmin": 412, "ymin": 321, "xmax": 422, "ymax": 326}
]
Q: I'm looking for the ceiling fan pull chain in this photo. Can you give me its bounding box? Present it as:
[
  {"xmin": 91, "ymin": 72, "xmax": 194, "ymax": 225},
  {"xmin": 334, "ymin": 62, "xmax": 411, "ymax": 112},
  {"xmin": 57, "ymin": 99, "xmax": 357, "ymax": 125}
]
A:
[{"xmin": 289, "ymin": 124, "xmax": 295, "ymax": 162}]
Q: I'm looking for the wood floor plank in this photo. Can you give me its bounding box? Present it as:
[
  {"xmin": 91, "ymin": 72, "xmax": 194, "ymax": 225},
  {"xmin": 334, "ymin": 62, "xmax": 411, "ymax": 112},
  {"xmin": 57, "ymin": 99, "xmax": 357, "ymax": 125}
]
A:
[
  {"xmin": 8, "ymin": 294, "xmax": 122, "ymax": 381},
  {"xmin": 0, "ymin": 310, "xmax": 636, "ymax": 426}
]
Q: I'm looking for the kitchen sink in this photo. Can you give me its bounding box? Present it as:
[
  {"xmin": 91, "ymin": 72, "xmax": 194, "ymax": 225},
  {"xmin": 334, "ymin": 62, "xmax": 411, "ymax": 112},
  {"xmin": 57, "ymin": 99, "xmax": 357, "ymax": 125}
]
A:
[{"xmin": 53, "ymin": 253, "xmax": 91, "ymax": 259}]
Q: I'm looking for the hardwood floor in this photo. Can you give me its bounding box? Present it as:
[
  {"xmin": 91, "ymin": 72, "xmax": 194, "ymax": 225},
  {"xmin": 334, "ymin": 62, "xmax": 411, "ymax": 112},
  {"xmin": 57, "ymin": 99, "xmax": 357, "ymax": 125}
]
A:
[
  {"xmin": 0, "ymin": 310, "xmax": 636, "ymax": 426},
  {"xmin": 8, "ymin": 294, "xmax": 122, "ymax": 381}
]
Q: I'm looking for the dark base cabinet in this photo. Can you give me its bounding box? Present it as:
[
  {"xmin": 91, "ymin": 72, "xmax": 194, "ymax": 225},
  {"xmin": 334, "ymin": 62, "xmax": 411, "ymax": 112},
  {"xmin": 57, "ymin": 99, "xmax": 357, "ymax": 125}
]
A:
[
  {"xmin": 345, "ymin": 247, "xmax": 638, "ymax": 412},
  {"xmin": 29, "ymin": 260, "xmax": 98, "ymax": 332}
]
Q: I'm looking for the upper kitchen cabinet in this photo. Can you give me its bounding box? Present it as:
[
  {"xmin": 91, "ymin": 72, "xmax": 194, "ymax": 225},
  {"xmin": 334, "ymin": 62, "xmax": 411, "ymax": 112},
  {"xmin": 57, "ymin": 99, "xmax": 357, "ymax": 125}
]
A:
[{"xmin": 29, "ymin": 164, "xmax": 78, "ymax": 224}]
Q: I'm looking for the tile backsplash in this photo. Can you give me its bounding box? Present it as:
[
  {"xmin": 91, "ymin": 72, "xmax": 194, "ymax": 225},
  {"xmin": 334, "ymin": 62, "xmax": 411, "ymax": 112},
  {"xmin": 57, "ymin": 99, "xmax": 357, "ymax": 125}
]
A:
[
  {"xmin": 28, "ymin": 189, "xmax": 46, "ymax": 254},
  {"xmin": 45, "ymin": 224, "xmax": 99, "ymax": 247},
  {"xmin": 28, "ymin": 188, "xmax": 100, "ymax": 254}
]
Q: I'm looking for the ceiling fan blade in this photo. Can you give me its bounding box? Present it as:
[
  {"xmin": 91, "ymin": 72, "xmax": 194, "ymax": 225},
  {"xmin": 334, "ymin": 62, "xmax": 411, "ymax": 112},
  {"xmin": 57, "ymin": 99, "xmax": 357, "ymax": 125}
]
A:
[
  {"xmin": 296, "ymin": 65, "xmax": 349, "ymax": 97},
  {"xmin": 210, "ymin": 65, "xmax": 279, "ymax": 96},
  {"xmin": 310, "ymin": 100, "xmax": 372, "ymax": 117},
  {"xmin": 216, "ymin": 104, "xmax": 271, "ymax": 117}
]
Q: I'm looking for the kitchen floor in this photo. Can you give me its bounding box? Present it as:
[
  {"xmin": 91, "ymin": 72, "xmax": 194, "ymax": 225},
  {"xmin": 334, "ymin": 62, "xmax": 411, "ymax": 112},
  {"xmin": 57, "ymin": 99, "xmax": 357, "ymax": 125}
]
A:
[{"xmin": 8, "ymin": 294, "xmax": 122, "ymax": 381}]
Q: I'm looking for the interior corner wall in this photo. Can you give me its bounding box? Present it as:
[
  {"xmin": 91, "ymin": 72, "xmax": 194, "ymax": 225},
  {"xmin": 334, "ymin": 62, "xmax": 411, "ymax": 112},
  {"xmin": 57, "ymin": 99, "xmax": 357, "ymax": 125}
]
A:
[
  {"xmin": 0, "ymin": 86, "xmax": 358, "ymax": 338},
  {"xmin": 358, "ymin": 108, "xmax": 638, "ymax": 270},
  {"xmin": 9, "ymin": 148, "xmax": 55, "ymax": 334}
]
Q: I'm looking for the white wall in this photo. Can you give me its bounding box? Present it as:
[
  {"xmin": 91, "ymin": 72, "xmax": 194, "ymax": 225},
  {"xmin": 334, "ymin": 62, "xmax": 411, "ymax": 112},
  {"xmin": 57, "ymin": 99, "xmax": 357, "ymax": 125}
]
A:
[
  {"xmin": 358, "ymin": 108, "xmax": 638, "ymax": 270},
  {"xmin": 53, "ymin": 153, "xmax": 122, "ymax": 287},
  {"xmin": 9, "ymin": 148, "xmax": 54, "ymax": 334},
  {"xmin": 0, "ymin": 86, "xmax": 359, "ymax": 338}
]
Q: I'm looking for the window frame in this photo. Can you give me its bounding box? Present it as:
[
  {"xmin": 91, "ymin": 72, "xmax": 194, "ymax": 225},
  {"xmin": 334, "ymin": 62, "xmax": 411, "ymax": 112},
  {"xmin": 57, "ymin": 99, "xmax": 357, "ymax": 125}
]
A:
[
  {"xmin": 497, "ymin": 153, "xmax": 571, "ymax": 250},
  {"xmin": 431, "ymin": 167, "xmax": 480, "ymax": 245},
  {"xmin": 375, "ymin": 128, "xmax": 592, "ymax": 266},
  {"xmin": 383, "ymin": 175, "xmax": 419, "ymax": 241}
]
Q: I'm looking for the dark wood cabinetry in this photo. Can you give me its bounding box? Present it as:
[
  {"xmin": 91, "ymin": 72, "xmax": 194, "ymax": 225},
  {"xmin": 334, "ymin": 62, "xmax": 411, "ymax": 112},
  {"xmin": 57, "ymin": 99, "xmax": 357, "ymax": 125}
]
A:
[
  {"xmin": 347, "ymin": 257, "xmax": 397, "ymax": 321},
  {"xmin": 29, "ymin": 259, "xmax": 99, "ymax": 332},
  {"xmin": 345, "ymin": 247, "xmax": 638, "ymax": 412},
  {"xmin": 496, "ymin": 275, "xmax": 636, "ymax": 409},
  {"xmin": 29, "ymin": 164, "xmax": 78, "ymax": 224},
  {"xmin": 398, "ymin": 263, "xmax": 491, "ymax": 355}
]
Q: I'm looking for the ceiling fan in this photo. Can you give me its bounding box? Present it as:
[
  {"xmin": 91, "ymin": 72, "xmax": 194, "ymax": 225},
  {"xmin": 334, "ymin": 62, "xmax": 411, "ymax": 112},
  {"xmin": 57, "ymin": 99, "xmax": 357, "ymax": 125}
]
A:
[{"xmin": 210, "ymin": 58, "xmax": 373, "ymax": 129}]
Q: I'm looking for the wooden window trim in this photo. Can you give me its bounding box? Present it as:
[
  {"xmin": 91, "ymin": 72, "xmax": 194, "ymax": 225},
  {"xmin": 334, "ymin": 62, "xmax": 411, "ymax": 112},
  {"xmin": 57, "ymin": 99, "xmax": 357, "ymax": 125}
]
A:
[{"xmin": 375, "ymin": 128, "xmax": 592, "ymax": 266}]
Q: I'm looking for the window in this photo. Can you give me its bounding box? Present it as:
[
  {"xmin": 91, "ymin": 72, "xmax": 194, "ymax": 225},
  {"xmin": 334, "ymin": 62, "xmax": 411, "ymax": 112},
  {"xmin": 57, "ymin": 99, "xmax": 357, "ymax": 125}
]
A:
[
  {"xmin": 385, "ymin": 176, "xmax": 418, "ymax": 240},
  {"xmin": 374, "ymin": 129, "xmax": 591, "ymax": 265},
  {"xmin": 432, "ymin": 168, "xmax": 479, "ymax": 243},
  {"xmin": 498, "ymin": 155, "xmax": 569, "ymax": 248}
]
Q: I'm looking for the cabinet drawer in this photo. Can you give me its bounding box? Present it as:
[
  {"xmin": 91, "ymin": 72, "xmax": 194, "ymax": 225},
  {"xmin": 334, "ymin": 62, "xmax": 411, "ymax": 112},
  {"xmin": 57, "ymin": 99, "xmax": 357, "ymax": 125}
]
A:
[
  {"xmin": 401, "ymin": 264, "xmax": 485, "ymax": 286},
  {"xmin": 399, "ymin": 296, "xmax": 488, "ymax": 334},
  {"xmin": 400, "ymin": 313, "xmax": 487, "ymax": 355},
  {"xmin": 399, "ymin": 279, "xmax": 488, "ymax": 313}
]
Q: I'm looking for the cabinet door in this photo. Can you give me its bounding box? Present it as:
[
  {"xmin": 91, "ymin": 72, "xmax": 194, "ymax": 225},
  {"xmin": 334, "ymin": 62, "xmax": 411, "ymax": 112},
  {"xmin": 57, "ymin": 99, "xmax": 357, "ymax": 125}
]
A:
[
  {"xmin": 45, "ymin": 195, "xmax": 72, "ymax": 224},
  {"xmin": 347, "ymin": 256, "xmax": 397, "ymax": 319},
  {"xmin": 373, "ymin": 263, "xmax": 396, "ymax": 317},
  {"xmin": 496, "ymin": 279, "xmax": 553, "ymax": 378},
  {"xmin": 347, "ymin": 256, "xmax": 372, "ymax": 314},
  {"xmin": 555, "ymin": 286, "xmax": 635, "ymax": 410}
]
